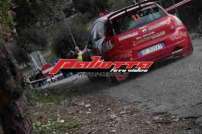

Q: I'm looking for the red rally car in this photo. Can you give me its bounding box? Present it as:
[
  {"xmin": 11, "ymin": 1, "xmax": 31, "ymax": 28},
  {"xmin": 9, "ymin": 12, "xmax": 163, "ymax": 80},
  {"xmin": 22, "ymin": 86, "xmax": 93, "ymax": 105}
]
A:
[{"xmin": 88, "ymin": 1, "xmax": 193, "ymax": 81}]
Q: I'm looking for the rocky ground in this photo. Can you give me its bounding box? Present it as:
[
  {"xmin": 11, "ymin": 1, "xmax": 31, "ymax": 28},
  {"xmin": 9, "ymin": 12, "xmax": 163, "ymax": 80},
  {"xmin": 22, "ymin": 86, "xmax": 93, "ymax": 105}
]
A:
[{"xmin": 28, "ymin": 91, "xmax": 201, "ymax": 134}]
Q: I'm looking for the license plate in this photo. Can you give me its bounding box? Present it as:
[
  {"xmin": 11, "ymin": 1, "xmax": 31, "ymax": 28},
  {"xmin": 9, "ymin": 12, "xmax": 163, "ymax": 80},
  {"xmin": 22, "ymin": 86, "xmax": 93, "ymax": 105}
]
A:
[{"xmin": 139, "ymin": 43, "xmax": 165, "ymax": 56}]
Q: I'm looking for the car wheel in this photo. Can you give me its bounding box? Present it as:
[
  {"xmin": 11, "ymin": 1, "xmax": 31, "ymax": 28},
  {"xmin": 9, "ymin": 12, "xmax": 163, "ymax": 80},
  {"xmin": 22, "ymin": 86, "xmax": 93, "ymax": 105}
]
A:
[
  {"xmin": 87, "ymin": 73, "xmax": 106, "ymax": 82},
  {"xmin": 111, "ymin": 72, "xmax": 129, "ymax": 83}
]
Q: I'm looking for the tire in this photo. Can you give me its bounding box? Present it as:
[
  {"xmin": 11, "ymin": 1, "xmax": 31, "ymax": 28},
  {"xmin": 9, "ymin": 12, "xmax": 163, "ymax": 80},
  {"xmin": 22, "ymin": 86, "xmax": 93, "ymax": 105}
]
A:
[
  {"xmin": 87, "ymin": 73, "xmax": 106, "ymax": 82},
  {"xmin": 110, "ymin": 72, "xmax": 129, "ymax": 83}
]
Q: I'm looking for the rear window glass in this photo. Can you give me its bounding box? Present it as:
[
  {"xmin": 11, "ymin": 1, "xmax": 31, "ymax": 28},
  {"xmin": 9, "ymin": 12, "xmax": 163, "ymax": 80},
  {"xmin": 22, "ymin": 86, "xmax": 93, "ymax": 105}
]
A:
[{"xmin": 112, "ymin": 4, "xmax": 166, "ymax": 34}]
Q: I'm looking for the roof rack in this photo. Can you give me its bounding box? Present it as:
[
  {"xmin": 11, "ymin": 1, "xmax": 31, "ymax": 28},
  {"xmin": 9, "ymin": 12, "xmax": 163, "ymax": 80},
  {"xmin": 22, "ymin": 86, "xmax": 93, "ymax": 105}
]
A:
[{"xmin": 107, "ymin": 0, "xmax": 155, "ymax": 20}]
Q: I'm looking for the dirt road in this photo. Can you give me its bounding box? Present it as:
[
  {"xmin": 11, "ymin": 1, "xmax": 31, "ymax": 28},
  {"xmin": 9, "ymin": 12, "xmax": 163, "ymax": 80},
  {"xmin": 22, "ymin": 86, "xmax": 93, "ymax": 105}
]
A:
[
  {"xmin": 69, "ymin": 37, "xmax": 202, "ymax": 119},
  {"xmin": 99, "ymin": 38, "xmax": 202, "ymax": 118},
  {"xmin": 31, "ymin": 37, "xmax": 202, "ymax": 133}
]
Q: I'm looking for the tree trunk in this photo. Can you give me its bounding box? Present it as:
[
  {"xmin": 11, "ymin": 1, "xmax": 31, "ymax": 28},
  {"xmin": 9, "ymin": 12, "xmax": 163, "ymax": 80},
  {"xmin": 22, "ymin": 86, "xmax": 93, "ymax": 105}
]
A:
[{"xmin": 0, "ymin": 41, "xmax": 32, "ymax": 134}]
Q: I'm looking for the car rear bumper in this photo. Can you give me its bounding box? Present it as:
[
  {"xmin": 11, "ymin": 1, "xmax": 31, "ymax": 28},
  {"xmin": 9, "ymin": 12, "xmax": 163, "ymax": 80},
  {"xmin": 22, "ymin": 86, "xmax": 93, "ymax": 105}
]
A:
[{"xmin": 133, "ymin": 28, "xmax": 193, "ymax": 62}]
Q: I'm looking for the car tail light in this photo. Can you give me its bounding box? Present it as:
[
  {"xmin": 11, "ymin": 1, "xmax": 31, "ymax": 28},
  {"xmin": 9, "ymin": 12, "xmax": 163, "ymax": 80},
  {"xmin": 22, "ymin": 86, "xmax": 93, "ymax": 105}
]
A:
[{"xmin": 171, "ymin": 16, "xmax": 183, "ymax": 29}]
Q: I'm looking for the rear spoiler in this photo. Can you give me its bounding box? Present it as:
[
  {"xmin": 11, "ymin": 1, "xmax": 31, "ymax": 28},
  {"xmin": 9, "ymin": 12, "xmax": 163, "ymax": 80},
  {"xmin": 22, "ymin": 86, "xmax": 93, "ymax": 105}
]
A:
[
  {"xmin": 166, "ymin": 0, "xmax": 192, "ymax": 12},
  {"xmin": 107, "ymin": 0, "xmax": 192, "ymax": 20},
  {"xmin": 108, "ymin": 0, "xmax": 155, "ymax": 20}
]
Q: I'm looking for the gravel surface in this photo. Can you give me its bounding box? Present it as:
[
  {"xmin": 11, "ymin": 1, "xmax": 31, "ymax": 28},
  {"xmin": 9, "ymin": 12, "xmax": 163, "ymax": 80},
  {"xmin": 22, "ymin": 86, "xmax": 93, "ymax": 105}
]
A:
[
  {"xmin": 66, "ymin": 38, "xmax": 202, "ymax": 120},
  {"xmin": 97, "ymin": 38, "xmax": 202, "ymax": 119},
  {"xmin": 29, "ymin": 95, "xmax": 201, "ymax": 134},
  {"xmin": 29, "ymin": 37, "xmax": 202, "ymax": 133}
]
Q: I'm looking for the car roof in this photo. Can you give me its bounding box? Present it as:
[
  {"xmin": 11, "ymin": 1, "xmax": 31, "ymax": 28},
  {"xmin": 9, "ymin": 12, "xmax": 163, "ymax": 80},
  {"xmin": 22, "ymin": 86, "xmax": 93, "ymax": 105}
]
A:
[
  {"xmin": 96, "ymin": 1, "xmax": 156, "ymax": 23},
  {"xmin": 96, "ymin": 13, "xmax": 114, "ymax": 23}
]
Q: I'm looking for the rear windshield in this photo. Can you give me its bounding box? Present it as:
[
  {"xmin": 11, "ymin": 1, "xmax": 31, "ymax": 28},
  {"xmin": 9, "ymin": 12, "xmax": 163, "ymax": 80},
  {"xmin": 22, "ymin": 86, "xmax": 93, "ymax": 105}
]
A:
[{"xmin": 112, "ymin": 4, "xmax": 166, "ymax": 34}]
